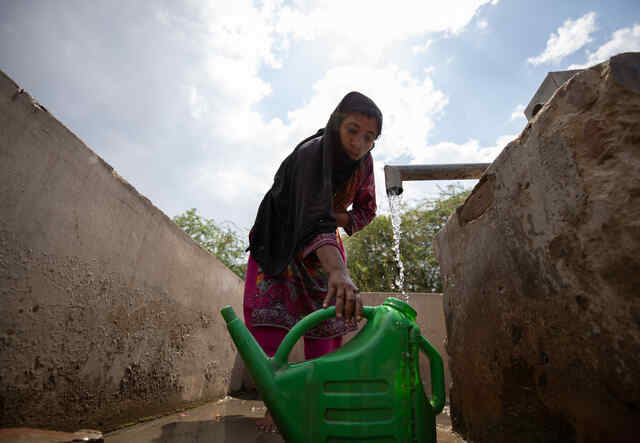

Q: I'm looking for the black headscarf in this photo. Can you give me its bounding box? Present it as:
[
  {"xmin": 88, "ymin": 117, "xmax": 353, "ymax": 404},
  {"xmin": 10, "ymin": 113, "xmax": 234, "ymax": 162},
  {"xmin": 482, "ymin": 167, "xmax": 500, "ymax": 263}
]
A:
[{"xmin": 248, "ymin": 92, "xmax": 383, "ymax": 275}]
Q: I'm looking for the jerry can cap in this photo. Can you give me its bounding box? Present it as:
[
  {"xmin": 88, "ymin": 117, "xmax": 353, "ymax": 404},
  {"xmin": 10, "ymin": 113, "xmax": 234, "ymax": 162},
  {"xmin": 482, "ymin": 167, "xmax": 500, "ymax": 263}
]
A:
[{"xmin": 383, "ymin": 297, "xmax": 417, "ymax": 321}]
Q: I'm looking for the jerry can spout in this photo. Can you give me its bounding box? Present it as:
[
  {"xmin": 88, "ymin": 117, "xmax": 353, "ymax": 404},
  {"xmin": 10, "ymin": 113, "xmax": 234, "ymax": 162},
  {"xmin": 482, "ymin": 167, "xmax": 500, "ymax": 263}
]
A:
[{"xmin": 220, "ymin": 307, "xmax": 277, "ymax": 398}]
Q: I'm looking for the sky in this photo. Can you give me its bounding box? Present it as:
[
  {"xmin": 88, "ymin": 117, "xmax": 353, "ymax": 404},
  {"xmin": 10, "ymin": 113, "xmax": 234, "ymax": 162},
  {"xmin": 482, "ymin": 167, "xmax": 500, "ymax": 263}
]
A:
[{"xmin": 2, "ymin": 0, "xmax": 639, "ymax": 235}]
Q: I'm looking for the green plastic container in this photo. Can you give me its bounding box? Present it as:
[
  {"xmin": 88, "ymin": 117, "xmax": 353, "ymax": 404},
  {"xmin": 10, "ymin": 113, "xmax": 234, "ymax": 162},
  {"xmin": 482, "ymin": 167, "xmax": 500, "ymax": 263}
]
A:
[{"xmin": 221, "ymin": 297, "xmax": 445, "ymax": 442}]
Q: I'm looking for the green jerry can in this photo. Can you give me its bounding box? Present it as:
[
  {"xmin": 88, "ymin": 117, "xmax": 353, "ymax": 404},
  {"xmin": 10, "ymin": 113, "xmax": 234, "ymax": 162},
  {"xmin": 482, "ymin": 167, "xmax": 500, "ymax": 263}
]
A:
[{"xmin": 221, "ymin": 297, "xmax": 445, "ymax": 442}]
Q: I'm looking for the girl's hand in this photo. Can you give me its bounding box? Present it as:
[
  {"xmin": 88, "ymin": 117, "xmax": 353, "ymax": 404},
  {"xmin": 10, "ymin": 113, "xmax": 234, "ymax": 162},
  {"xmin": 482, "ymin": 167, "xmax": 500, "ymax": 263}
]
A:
[
  {"xmin": 323, "ymin": 268, "xmax": 363, "ymax": 322},
  {"xmin": 316, "ymin": 244, "xmax": 362, "ymax": 322}
]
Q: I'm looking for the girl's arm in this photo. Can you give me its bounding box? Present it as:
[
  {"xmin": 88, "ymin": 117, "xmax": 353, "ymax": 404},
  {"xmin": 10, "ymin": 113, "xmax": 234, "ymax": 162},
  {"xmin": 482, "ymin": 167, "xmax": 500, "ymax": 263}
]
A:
[
  {"xmin": 335, "ymin": 212, "xmax": 350, "ymax": 228},
  {"xmin": 299, "ymin": 234, "xmax": 362, "ymax": 322},
  {"xmin": 344, "ymin": 155, "xmax": 376, "ymax": 235},
  {"xmin": 316, "ymin": 244, "xmax": 362, "ymax": 322}
]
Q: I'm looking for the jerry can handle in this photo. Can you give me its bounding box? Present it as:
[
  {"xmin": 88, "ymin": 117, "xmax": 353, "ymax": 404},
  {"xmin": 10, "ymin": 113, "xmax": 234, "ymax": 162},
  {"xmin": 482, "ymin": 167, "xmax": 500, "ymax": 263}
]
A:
[
  {"xmin": 271, "ymin": 306, "xmax": 376, "ymax": 370},
  {"xmin": 417, "ymin": 334, "xmax": 446, "ymax": 414}
]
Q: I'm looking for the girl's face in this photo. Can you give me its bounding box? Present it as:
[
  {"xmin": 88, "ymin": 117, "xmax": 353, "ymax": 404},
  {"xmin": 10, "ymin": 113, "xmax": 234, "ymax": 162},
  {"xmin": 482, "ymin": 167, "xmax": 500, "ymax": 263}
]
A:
[{"xmin": 338, "ymin": 113, "xmax": 379, "ymax": 161}]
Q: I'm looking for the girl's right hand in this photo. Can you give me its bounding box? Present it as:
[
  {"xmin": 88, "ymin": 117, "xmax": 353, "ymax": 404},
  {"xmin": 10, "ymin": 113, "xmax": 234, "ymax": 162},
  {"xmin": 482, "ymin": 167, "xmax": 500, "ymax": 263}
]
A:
[
  {"xmin": 315, "ymin": 244, "xmax": 362, "ymax": 322},
  {"xmin": 323, "ymin": 268, "xmax": 363, "ymax": 323}
]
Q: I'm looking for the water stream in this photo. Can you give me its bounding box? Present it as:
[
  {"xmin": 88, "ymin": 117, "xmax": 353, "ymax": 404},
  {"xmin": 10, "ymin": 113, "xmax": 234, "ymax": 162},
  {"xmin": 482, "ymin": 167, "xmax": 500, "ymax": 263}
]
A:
[{"xmin": 388, "ymin": 194, "xmax": 408, "ymax": 305}]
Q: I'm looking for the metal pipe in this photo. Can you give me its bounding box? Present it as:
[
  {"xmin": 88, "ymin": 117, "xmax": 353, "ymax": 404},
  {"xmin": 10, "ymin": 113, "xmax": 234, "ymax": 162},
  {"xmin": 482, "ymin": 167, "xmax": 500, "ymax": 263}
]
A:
[{"xmin": 384, "ymin": 163, "xmax": 491, "ymax": 196}]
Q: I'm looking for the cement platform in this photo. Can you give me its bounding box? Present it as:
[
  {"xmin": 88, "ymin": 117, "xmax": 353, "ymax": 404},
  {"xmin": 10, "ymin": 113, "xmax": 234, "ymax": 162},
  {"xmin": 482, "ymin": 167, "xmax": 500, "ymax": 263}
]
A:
[{"xmin": 1, "ymin": 393, "xmax": 464, "ymax": 442}]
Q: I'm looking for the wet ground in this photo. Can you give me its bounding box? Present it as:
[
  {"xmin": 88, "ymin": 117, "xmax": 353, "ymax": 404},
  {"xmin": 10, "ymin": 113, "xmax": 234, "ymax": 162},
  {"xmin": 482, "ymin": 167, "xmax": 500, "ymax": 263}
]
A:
[{"xmin": 1, "ymin": 393, "xmax": 465, "ymax": 442}]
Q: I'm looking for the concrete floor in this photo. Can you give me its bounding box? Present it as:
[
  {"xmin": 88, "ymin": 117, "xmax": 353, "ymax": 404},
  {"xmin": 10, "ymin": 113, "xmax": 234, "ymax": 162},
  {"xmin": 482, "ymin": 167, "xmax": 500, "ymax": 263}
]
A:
[
  {"xmin": 105, "ymin": 393, "xmax": 465, "ymax": 443},
  {"xmin": 0, "ymin": 393, "xmax": 465, "ymax": 442},
  {"xmin": 105, "ymin": 393, "xmax": 283, "ymax": 443}
]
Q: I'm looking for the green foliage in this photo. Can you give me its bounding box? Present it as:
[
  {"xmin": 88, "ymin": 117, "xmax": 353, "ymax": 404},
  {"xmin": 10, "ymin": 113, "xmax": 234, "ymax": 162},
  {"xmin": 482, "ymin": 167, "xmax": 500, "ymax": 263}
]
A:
[
  {"xmin": 344, "ymin": 185, "xmax": 471, "ymax": 293},
  {"xmin": 344, "ymin": 215, "xmax": 398, "ymax": 292},
  {"xmin": 173, "ymin": 208, "xmax": 248, "ymax": 279}
]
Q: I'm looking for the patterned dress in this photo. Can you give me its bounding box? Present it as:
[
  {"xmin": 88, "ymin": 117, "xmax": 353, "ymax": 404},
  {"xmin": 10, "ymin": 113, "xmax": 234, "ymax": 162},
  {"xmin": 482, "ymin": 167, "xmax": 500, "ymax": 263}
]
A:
[{"xmin": 243, "ymin": 154, "xmax": 376, "ymax": 338}]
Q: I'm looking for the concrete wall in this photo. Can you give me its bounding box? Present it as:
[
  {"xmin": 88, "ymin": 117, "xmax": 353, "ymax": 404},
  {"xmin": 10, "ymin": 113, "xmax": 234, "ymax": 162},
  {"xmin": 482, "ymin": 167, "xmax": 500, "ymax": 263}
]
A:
[
  {"xmin": 524, "ymin": 70, "xmax": 582, "ymax": 120},
  {"xmin": 0, "ymin": 70, "xmax": 246, "ymax": 432}
]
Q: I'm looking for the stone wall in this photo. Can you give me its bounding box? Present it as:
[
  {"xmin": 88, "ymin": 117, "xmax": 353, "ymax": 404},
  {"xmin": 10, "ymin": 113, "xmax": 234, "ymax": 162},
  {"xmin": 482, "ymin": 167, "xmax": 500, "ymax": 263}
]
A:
[
  {"xmin": 0, "ymin": 69, "xmax": 245, "ymax": 432},
  {"xmin": 434, "ymin": 53, "xmax": 640, "ymax": 443}
]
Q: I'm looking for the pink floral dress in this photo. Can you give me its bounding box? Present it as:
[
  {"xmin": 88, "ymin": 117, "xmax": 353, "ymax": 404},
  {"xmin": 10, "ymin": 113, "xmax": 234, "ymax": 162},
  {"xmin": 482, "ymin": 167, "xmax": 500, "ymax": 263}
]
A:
[{"xmin": 243, "ymin": 154, "xmax": 376, "ymax": 338}]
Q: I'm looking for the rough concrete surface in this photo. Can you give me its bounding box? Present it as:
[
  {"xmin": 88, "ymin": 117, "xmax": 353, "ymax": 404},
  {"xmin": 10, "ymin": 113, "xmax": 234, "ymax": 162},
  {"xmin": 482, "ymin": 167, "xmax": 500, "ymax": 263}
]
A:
[
  {"xmin": 0, "ymin": 69, "xmax": 245, "ymax": 432},
  {"xmin": 525, "ymin": 70, "xmax": 583, "ymax": 121},
  {"xmin": 0, "ymin": 396, "xmax": 464, "ymax": 442},
  {"xmin": 104, "ymin": 395, "xmax": 464, "ymax": 443},
  {"xmin": 434, "ymin": 52, "xmax": 640, "ymax": 442}
]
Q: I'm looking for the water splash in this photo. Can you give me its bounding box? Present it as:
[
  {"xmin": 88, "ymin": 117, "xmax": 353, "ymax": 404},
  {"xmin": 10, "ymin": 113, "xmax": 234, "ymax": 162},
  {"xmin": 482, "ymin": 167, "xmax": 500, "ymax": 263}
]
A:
[{"xmin": 388, "ymin": 194, "xmax": 408, "ymax": 304}]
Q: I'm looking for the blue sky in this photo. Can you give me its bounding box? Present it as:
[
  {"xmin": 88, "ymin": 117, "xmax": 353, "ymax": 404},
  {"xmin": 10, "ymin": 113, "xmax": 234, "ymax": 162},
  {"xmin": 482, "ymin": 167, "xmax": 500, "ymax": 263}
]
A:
[{"xmin": 1, "ymin": 0, "xmax": 639, "ymax": 233}]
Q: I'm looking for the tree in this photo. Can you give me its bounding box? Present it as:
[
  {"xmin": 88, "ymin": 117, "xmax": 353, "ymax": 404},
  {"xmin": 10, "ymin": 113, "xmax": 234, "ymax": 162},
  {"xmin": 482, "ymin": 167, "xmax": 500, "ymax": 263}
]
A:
[
  {"xmin": 343, "ymin": 215, "xmax": 398, "ymax": 292},
  {"xmin": 173, "ymin": 208, "xmax": 248, "ymax": 278},
  {"xmin": 344, "ymin": 186, "xmax": 470, "ymax": 293}
]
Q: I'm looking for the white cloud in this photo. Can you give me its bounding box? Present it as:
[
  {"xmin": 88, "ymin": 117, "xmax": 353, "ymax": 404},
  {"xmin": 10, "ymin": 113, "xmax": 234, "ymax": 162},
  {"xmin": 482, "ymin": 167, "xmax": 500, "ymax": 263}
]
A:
[
  {"xmin": 410, "ymin": 135, "xmax": 511, "ymax": 166},
  {"xmin": 477, "ymin": 19, "xmax": 489, "ymax": 29},
  {"xmin": 188, "ymin": 86, "xmax": 207, "ymax": 120},
  {"xmin": 277, "ymin": 0, "xmax": 497, "ymax": 63},
  {"xmin": 528, "ymin": 12, "xmax": 597, "ymax": 65},
  {"xmin": 381, "ymin": 133, "xmax": 514, "ymax": 209},
  {"xmin": 203, "ymin": 62, "xmax": 450, "ymax": 220},
  {"xmin": 178, "ymin": 0, "xmax": 504, "ymax": 227},
  {"xmin": 510, "ymin": 104, "xmax": 525, "ymax": 121},
  {"xmin": 279, "ymin": 0, "xmax": 495, "ymax": 36},
  {"xmin": 0, "ymin": 0, "xmax": 505, "ymax": 230},
  {"xmin": 569, "ymin": 23, "xmax": 640, "ymax": 69},
  {"xmin": 412, "ymin": 40, "xmax": 433, "ymax": 54},
  {"xmin": 185, "ymin": 1, "xmax": 285, "ymax": 113},
  {"xmin": 199, "ymin": 0, "xmax": 285, "ymax": 69}
]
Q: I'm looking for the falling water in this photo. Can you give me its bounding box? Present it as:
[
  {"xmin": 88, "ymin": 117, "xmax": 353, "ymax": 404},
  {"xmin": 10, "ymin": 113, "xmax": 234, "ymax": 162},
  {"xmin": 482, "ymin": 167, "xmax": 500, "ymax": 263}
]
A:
[{"xmin": 388, "ymin": 194, "xmax": 408, "ymax": 304}]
